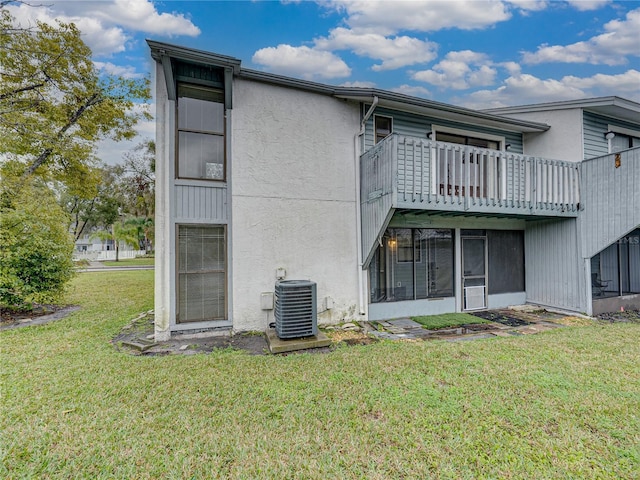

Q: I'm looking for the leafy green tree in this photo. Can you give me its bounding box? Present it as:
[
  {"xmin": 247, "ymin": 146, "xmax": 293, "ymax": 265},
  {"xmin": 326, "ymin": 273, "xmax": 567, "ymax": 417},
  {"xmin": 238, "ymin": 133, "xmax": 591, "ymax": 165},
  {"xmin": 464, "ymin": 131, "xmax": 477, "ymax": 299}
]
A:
[
  {"xmin": 0, "ymin": 6, "xmax": 150, "ymax": 306},
  {"xmin": 0, "ymin": 180, "xmax": 75, "ymax": 309},
  {"xmin": 61, "ymin": 165, "xmax": 125, "ymax": 242},
  {"xmin": 91, "ymin": 221, "xmax": 139, "ymax": 262},
  {"xmin": 0, "ymin": 7, "xmax": 151, "ymax": 194},
  {"xmin": 125, "ymin": 216, "xmax": 154, "ymax": 253}
]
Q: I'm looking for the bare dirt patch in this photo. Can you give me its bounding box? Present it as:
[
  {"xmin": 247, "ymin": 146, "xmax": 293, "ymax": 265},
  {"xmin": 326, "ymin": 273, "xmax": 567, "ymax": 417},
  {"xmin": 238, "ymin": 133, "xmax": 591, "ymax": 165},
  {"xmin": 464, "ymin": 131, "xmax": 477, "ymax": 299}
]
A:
[{"xmin": 0, "ymin": 304, "xmax": 80, "ymax": 331}]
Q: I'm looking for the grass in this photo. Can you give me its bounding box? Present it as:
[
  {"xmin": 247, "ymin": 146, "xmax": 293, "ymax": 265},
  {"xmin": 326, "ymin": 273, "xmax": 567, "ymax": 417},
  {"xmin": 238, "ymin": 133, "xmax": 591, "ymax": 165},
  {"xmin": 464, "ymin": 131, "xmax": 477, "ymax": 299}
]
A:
[
  {"xmin": 101, "ymin": 257, "xmax": 154, "ymax": 267},
  {"xmin": 412, "ymin": 312, "xmax": 490, "ymax": 329},
  {"xmin": 2, "ymin": 271, "xmax": 640, "ymax": 479}
]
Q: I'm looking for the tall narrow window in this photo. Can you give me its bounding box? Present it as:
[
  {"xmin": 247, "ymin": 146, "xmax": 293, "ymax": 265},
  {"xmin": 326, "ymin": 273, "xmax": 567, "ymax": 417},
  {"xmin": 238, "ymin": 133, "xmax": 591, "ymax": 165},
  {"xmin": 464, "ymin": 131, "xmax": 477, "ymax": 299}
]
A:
[
  {"xmin": 375, "ymin": 116, "xmax": 392, "ymax": 144},
  {"xmin": 178, "ymin": 225, "xmax": 226, "ymax": 323},
  {"xmin": 177, "ymin": 83, "xmax": 225, "ymax": 180}
]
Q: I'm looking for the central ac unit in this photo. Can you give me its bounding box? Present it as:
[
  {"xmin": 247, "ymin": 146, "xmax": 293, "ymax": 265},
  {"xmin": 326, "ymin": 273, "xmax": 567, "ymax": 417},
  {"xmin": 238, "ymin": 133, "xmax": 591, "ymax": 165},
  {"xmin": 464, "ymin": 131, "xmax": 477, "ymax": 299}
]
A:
[{"xmin": 274, "ymin": 280, "xmax": 317, "ymax": 339}]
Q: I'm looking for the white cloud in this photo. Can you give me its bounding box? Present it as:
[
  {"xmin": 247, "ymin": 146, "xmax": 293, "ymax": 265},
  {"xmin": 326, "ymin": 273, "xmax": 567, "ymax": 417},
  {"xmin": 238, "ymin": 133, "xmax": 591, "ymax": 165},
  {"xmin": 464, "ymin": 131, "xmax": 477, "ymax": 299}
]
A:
[
  {"xmin": 412, "ymin": 51, "xmax": 497, "ymax": 89},
  {"xmin": 326, "ymin": 0, "xmax": 512, "ymax": 34},
  {"xmin": 89, "ymin": 0, "xmax": 200, "ymax": 37},
  {"xmin": 314, "ymin": 27, "xmax": 437, "ymax": 70},
  {"xmin": 563, "ymin": 69, "xmax": 640, "ymax": 100},
  {"xmin": 6, "ymin": 0, "xmax": 199, "ymax": 58},
  {"xmin": 391, "ymin": 84, "xmax": 432, "ymax": 98},
  {"xmin": 523, "ymin": 7, "xmax": 640, "ymax": 65},
  {"xmin": 7, "ymin": 4, "xmax": 129, "ymax": 56},
  {"xmin": 94, "ymin": 62, "xmax": 144, "ymax": 79},
  {"xmin": 566, "ymin": 0, "xmax": 610, "ymax": 11},
  {"xmin": 504, "ymin": 0, "xmax": 549, "ymax": 12},
  {"xmin": 252, "ymin": 45, "xmax": 351, "ymax": 80},
  {"xmin": 458, "ymin": 69, "xmax": 640, "ymax": 109}
]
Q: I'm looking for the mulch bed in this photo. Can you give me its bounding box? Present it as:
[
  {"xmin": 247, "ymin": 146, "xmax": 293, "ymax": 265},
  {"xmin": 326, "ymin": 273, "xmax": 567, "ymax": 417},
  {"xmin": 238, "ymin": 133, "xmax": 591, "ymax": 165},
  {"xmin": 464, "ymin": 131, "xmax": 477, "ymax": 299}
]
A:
[
  {"xmin": 596, "ymin": 309, "xmax": 640, "ymax": 323},
  {"xmin": 469, "ymin": 310, "xmax": 532, "ymax": 327}
]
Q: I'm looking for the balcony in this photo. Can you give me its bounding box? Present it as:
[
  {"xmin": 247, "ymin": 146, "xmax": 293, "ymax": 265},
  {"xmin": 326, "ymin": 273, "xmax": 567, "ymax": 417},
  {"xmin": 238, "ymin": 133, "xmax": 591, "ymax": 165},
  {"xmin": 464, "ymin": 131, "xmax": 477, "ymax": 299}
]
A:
[
  {"xmin": 362, "ymin": 134, "xmax": 580, "ymax": 215},
  {"xmin": 361, "ymin": 134, "xmax": 581, "ymax": 265}
]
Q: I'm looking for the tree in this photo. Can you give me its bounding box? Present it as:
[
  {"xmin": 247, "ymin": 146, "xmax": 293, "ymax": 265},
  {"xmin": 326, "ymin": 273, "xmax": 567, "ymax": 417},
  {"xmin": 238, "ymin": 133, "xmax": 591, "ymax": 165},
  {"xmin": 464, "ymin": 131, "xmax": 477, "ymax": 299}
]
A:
[
  {"xmin": 125, "ymin": 216, "xmax": 154, "ymax": 254},
  {"xmin": 0, "ymin": 7, "xmax": 151, "ymax": 195},
  {"xmin": 0, "ymin": 5, "xmax": 150, "ymax": 307},
  {"xmin": 0, "ymin": 179, "xmax": 75, "ymax": 309},
  {"xmin": 91, "ymin": 221, "xmax": 139, "ymax": 262},
  {"xmin": 61, "ymin": 165, "xmax": 125, "ymax": 242},
  {"xmin": 120, "ymin": 140, "xmax": 155, "ymax": 218}
]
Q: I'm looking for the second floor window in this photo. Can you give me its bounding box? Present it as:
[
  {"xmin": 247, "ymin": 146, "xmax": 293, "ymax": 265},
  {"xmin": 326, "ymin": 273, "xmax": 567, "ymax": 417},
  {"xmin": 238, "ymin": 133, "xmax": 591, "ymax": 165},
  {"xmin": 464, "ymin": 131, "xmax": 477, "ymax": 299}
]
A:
[
  {"xmin": 177, "ymin": 83, "xmax": 225, "ymax": 181},
  {"xmin": 375, "ymin": 115, "xmax": 392, "ymax": 144}
]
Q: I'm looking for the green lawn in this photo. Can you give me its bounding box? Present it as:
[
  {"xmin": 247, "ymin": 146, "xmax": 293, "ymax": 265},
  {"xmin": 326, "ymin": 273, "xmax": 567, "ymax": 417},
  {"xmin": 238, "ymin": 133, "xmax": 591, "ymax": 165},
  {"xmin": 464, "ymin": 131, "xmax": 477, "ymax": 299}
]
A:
[
  {"xmin": 102, "ymin": 257, "xmax": 154, "ymax": 267},
  {"xmin": 412, "ymin": 313, "xmax": 489, "ymax": 329},
  {"xmin": 2, "ymin": 271, "xmax": 639, "ymax": 478}
]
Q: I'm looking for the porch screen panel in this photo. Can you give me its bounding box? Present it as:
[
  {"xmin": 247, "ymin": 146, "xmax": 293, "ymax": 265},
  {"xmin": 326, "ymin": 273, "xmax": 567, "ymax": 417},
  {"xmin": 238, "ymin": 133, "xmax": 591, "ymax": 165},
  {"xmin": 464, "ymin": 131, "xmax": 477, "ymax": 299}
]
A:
[
  {"xmin": 630, "ymin": 230, "xmax": 640, "ymax": 294},
  {"xmin": 487, "ymin": 230, "xmax": 524, "ymax": 294},
  {"xmin": 178, "ymin": 225, "xmax": 226, "ymax": 323},
  {"xmin": 370, "ymin": 228, "xmax": 453, "ymax": 303},
  {"xmin": 416, "ymin": 229, "xmax": 454, "ymax": 299}
]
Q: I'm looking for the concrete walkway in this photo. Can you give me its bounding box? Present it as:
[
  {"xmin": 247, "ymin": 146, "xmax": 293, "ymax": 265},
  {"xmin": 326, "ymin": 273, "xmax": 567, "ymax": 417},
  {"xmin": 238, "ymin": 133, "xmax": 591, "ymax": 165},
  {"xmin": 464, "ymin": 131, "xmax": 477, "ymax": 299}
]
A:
[{"xmin": 114, "ymin": 306, "xmax": 586, "ymax": 356}]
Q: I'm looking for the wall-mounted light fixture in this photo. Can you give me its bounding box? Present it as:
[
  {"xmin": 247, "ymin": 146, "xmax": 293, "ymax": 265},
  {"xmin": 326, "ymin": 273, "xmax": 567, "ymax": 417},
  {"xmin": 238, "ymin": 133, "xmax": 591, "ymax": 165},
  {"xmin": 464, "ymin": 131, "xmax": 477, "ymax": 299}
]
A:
[
  {"xmin": 505, "ymin": 143, "xmax": 512, "ymax": 151},
  {"xmin": 426, "ymin": 131, "xmax": 433, "ymax": 139},
  {"xmin": 605, "ymin": 131, "xmax": 615, "ymax": 153}
]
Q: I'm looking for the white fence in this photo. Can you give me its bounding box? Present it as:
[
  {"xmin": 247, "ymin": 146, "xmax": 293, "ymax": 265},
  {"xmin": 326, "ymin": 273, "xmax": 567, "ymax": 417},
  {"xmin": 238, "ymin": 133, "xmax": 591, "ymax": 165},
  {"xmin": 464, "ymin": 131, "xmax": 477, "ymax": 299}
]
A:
[{"xmin": 73, "ymin": 250, "xmax": 147, "ymax": 261}]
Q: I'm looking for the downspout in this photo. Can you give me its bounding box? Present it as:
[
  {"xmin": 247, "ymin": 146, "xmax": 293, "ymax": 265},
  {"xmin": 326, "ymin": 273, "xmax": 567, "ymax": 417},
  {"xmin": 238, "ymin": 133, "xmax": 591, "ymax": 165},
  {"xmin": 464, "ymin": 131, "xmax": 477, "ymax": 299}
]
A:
[{"xmin": 354, "ymin": 96, "xmax": 379, "ymax": 316}]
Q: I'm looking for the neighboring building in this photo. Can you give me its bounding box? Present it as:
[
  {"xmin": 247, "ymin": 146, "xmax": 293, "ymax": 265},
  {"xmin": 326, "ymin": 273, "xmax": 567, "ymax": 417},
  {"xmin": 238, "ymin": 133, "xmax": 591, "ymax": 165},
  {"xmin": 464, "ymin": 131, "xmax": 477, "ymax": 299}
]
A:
[{"xmin": 148, "ymin": 40, "xmax": 640, "ymax": 340}]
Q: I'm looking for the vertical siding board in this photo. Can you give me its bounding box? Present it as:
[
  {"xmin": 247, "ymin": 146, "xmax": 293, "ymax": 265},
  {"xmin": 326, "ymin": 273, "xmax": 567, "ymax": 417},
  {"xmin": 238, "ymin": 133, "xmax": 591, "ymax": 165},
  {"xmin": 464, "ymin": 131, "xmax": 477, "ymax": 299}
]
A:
[
  {"xmin": 174, "ymin": 185, "xmax": 228, "ymax": 223},
  {"xmin": 580, "ymin": 148, "xmax": 640, "ymax": 258},
  {"xmin": 526, "ymin": 219, "xmax": 582, "ymax": 310},
  {"xmin": 363, "ymin": 106, "xmax": 526, "ymax": 155}
]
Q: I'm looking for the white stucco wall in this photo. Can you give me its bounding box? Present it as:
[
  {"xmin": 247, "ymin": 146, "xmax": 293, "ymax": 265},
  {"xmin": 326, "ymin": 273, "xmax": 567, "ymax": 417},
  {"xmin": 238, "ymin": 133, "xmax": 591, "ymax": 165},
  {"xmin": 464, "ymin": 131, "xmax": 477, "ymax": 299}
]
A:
[
  {"xmin": 231, "ymin": 79, "xmax": 361, "ymax": 331},
  {"xmin": 508, "ymin": 109, "xmax": 584, "ymax": 162}
]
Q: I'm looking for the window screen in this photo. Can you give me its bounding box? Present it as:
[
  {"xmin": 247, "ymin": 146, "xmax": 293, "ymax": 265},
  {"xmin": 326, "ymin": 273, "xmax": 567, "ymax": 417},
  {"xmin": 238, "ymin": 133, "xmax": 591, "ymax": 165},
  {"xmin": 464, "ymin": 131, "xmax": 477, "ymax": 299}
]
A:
[
  {"xmin": 178, "ymin": 225, "xmax": 226, "ymax": 322},
  {"xmin": 487, "ymin": 230, "xmax": 524, "ymax": 294},
  {"xmin": 370, "ymin": 228, "xmax": 454, "ymax": 303}
]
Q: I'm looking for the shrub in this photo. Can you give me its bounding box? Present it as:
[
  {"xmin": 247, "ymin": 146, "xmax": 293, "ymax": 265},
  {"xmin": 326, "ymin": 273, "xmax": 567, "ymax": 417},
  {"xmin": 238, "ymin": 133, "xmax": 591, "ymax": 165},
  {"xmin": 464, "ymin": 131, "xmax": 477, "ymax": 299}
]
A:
[{"xmin": 0, "ymin": 182, "xmax": 75, "ymax": 309}]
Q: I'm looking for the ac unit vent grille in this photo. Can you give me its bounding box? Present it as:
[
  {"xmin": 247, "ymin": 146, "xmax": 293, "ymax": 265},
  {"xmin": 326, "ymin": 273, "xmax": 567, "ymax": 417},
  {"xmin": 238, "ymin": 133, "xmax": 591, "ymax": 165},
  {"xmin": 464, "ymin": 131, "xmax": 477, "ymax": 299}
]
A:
[{"xmin": 274, "ymin": 280, "xmax": 317, "ymax": 339}]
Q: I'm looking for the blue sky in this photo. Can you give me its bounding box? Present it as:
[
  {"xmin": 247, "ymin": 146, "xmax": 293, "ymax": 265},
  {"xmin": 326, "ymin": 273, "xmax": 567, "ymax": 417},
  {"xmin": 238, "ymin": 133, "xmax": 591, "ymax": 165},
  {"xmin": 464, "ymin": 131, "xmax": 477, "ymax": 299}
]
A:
[{"xmin": 7, "ymin": 0, "xmax": 640, "ymax": 163}]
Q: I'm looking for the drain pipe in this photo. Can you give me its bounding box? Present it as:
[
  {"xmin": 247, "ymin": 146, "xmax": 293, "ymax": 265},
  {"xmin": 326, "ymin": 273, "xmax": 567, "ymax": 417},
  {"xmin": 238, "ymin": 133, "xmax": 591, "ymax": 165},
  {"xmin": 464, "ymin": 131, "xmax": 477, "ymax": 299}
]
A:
[{"xmin": 354, "ymin": 96, "xmax": 379, "ymax": 316}]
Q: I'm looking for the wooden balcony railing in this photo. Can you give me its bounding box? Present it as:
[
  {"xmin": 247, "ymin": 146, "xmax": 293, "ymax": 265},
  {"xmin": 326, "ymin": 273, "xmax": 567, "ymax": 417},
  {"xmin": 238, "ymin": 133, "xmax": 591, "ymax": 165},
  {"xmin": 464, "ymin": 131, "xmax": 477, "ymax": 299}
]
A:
[{"xmin": 361, "ymin": 134, "xmax": 580, "ymax": 216}]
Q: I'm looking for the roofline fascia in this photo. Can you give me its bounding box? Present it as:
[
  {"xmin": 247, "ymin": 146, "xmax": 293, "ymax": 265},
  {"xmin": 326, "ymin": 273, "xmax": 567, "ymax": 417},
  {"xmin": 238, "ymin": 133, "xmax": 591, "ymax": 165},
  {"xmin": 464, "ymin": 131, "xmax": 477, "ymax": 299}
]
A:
[
  {"xmin": 484, "ymin": 96, "xmax": 640, "ymax": 116},
  {"xmin": 147, "ymin": 39, "xmax": 241, "ymax": 73},
  {"xmin": 147, "ymin": 39, "xmax": 550, "ymax": 132}
]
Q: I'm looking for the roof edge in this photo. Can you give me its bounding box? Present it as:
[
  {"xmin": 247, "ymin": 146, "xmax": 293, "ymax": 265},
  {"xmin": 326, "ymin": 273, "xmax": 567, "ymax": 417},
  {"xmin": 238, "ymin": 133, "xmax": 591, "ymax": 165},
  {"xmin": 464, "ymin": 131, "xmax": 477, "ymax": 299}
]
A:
[
  {"xmin": 147, "ymin": 39, "xmax": 550, "ymax": 133},
  {"xmin": 484, "ymin": 96, "xmax": 640, "ymax": 115},
  {"xmin": 147, "ymin": 39, "xmax": 241, "ymax": 73}
]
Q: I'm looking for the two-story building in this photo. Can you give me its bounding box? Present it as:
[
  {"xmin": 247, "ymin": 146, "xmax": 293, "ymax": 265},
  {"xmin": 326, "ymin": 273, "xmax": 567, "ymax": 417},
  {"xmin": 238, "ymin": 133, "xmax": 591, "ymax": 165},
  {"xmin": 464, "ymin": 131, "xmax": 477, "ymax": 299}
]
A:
[{"xmin": 148, "ymin": 40, "xmax": 639, "ymax": 340}]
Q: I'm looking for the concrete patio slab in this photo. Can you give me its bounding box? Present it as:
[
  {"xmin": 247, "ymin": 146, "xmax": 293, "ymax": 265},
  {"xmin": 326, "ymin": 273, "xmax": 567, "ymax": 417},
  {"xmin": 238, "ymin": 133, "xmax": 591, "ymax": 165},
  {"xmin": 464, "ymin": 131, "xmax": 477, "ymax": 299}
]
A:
[{"xmin": 265, "ymin": 329, "xmax": 332, "ymax": 354}]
